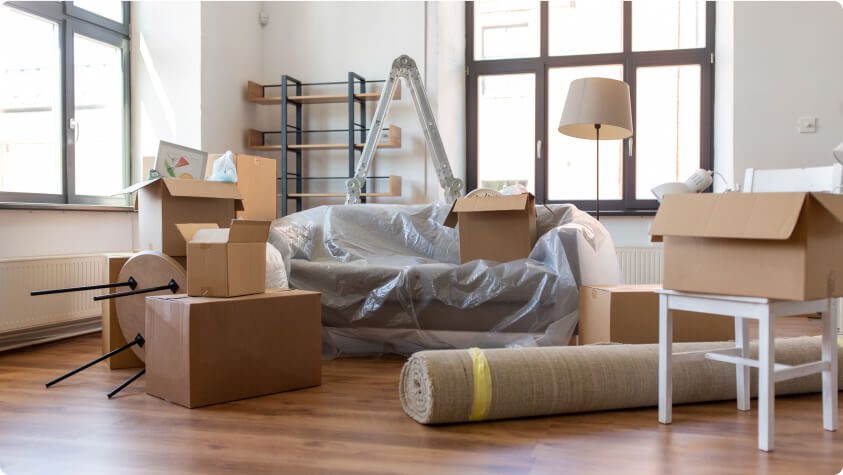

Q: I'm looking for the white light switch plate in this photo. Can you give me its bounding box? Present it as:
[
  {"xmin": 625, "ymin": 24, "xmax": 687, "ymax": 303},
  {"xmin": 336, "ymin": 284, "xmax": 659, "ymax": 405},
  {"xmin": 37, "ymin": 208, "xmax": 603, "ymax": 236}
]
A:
[{"xmin": 798, "ymin": 116, "xmax": 817, "ymax": 133}]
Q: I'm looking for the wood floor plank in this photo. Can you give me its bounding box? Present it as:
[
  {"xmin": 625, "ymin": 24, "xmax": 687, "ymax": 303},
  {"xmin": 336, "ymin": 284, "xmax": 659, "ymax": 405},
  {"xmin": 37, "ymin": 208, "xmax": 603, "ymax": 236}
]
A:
[{"xmin": 0, "ymin": 317, "xmax": 840, "ymax": 474}]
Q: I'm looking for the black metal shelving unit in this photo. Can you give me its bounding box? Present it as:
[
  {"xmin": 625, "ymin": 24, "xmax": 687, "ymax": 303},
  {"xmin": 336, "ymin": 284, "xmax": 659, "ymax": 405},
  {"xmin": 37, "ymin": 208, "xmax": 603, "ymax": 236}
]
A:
[{"xmin": 246, "ymin": 73, "xmax": 402, "ymax": 216}]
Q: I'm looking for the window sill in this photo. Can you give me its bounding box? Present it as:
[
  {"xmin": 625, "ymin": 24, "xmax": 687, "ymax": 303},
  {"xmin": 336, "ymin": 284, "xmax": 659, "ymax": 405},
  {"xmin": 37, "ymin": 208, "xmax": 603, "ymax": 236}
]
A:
[
  {"xmin": 0, "ymin": 202, "xmax": 135, "ymax": 213},
  {"xmin": 580, "ymin": 210, "xmax": 657, "ymax": 217}
]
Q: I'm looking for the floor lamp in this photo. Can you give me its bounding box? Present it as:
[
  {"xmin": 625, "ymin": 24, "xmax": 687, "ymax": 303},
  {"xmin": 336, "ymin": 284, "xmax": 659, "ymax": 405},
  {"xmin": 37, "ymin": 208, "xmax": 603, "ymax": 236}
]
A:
[{"xmin": 557, "ymin": 77, "xmax": 633, "ymax": 220}]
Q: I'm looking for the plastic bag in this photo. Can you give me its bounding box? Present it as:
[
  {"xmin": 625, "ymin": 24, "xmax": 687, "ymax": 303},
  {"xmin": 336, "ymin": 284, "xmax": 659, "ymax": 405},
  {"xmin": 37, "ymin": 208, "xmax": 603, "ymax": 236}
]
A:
[{"xmin": 207, "ymin": 150, "xmax": 238, "ymax": 182}]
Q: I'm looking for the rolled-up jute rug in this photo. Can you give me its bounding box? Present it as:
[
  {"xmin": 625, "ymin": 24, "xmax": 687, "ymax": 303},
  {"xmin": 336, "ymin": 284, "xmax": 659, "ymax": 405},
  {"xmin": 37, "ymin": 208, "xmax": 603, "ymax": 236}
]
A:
[{"xmin": 400, "ymin": 336, "xmax": 842, "ymax": 424}]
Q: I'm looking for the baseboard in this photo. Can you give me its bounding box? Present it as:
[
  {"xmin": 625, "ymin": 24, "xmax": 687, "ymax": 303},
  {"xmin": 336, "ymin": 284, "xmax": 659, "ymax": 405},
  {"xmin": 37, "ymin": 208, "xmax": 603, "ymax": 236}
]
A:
[{"xmin": 0, "ymin": 316, "xmax": 101, "ymax": 353}]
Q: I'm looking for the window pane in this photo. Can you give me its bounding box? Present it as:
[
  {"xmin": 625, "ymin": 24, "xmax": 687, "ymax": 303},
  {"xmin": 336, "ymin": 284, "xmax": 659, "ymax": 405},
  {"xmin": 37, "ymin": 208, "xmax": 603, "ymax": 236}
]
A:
[
  {"xmin": 548, "ymin": 0, "xmax": 623, "ymax": 56},
  {"xmin": 0, "ymin": 6, "xmax": 63, "ymax": 195},
  {"xmin": 635, "ymin": 65, "xmax": 701, "ymax": 199},
  {"xmin": 73, "ymin": 0, "xmax": 124, "ymax": 24},
  {"xmin": 477, "ymin": 74, "xmax": 535, "ymax": 193},
  {"xmin": 548, "ymin": 65, "xmax": 624, "ymax": 201},
  {"xmin": 632, "ymin": 1, "xmax": 706, "ymax": 52},
  {"xmin": 74, "ymin": 34, "xmax": 125, "ymax": 196},
  {"xmin": 474, "ymin": 1, "xmax": 539, "ymax": 60}
]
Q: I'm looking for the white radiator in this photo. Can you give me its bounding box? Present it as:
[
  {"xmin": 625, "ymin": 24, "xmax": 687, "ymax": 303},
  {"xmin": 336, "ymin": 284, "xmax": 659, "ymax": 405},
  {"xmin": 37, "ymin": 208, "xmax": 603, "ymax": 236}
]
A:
[
  {"xmin": 0, "ymin": 255, "xmax": 105, "ymax": 349},
  {"xmin": 616, "ymin": 246, "xmax": 664, "ymax": 285},
  {"xmin": 615, "ymin": 246, "xmax": 843, "ymax": 333}
]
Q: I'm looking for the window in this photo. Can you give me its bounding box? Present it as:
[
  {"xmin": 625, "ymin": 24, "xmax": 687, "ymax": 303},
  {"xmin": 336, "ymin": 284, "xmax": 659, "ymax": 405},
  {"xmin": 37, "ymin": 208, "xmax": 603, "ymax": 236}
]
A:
[
  {"xmin": 0, "ymin": 1, "xmax": 130, "ymax": 206},
  {"xmin": 466, "ymin": 1, "xmax": 714, "ymax": 213}
]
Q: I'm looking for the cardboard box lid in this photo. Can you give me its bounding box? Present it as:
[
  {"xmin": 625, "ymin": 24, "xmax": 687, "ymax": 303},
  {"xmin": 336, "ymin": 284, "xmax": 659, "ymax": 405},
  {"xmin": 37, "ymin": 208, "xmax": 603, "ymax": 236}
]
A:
[
  {"xmin": 444, "ymin": 193, "xmax": 535, "ymax": 228},
  {"xmin": 176, "ymin": 220, "xmax": 270, "ymax": 244},
  {"xmin": 120, "ymin": 178, "xmax": 243, "ymax": 209},
  {"xmin": 650, "ymin": 192, "xmax": 843, "ymax": 241}
]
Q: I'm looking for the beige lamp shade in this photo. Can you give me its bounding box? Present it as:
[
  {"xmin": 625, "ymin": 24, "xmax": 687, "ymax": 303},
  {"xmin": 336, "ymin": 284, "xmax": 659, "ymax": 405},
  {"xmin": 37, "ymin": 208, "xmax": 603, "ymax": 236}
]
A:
[{"xmin": 558, "ymin": 77, "xmax": 633, "ymax": 140}]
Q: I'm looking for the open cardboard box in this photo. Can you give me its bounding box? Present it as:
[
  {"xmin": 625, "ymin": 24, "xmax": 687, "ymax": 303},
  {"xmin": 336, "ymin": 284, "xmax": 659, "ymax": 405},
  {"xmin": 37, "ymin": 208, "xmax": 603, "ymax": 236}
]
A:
[
  {"xmin": 651, "ymin": 192, "xmax": 843, "ymax": 300},
  {"xmin": 122, "ymin": 177, "xmax": 244, "ymax": 257},
  {"xmin": 176, "ymin": 220, "xmax": 271, "ymax": 298},
  {"xmin": 444, "ymin": 193, "xmax": 537, "ymax": 263}
]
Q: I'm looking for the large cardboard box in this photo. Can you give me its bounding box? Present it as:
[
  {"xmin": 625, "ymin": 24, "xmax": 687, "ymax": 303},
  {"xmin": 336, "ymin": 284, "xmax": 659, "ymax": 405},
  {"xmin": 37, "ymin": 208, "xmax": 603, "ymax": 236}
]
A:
[
  {"xmin": 124, "ymin": 178, "xmax": 244, "ymax": 257},
  {"xmin": 444, "ymin": 193, "xmax": 537, "ymax": 263},
  {"xmin": 208, "ymin": 153, "xmax": 277, "ymax": 220},
  {"xmin": 579, "ymin": 284, "xmax": 734, "ymax": 344},
  {"xmin": 145, "ymin": 289, "xmax": 322, "ymax": 409},
  {"xmin": 176, "ymin": 220, "xmax": 270, "ymax": 298},
  {"xmin": 651, "ymin": 192, "xmax": 843, "ymax": 300}
]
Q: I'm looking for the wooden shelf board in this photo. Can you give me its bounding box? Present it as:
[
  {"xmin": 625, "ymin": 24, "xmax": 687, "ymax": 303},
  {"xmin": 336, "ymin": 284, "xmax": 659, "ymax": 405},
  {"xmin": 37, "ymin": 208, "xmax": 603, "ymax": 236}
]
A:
[
  {"xmin": 247, "ymin": 97, "xmax": 282, "ymax": 105},
  {"xmin": 247, "ymin": 125, "xmax": 402, "ymax": 151},
  {"xmin": 246, "ymin": 81, "xmax": 401, "ymax": 105},
  {"xmin": 286, "ymin": 175, "xmax": 402, "ymax": 199},
  {"xmin": 287, "ymin": 192, "xmax": 394, "ymax": 198}
]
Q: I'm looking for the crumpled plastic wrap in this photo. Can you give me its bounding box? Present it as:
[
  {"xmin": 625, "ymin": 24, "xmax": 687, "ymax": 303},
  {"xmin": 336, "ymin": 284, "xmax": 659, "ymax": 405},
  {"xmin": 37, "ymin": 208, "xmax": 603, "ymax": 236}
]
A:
[{"xmin": 268, "ymin": 203, "xmax": 621, "ymax": 357}]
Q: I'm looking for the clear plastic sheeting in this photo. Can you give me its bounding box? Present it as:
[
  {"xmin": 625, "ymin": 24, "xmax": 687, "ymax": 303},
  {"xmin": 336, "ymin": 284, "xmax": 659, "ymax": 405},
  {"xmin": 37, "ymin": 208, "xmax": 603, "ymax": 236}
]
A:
[{"xmin": 268, "ymin": 203, "xmax": 621, "ymax": 357}]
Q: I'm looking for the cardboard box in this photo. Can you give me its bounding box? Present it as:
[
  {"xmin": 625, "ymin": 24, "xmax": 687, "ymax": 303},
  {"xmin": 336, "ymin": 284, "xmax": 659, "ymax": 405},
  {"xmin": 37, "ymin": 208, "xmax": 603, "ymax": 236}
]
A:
[
  {"xmin": 651, "ymin": 192, "xmax": 843, "ymax": 300},
  {"xmin": 444, "ymin": 193, "xmax": 537, "ymax": 263},
  {"xmin": 208, "ymin": 153, "xmax": 277, "ymax": 220},
  {"xmin": 145, "ymin": 289, "xmax": 322, "ymax": 409},
  {"xmin": 176, "ymin": 220, "xmax": 270, "ymax": 298},
  {"xmin": 579, "ymin": 284, "xmax": 734, "ymax": 344},
  {"xmin": 102, "ymin": 253, "xmax": 144, "ymax": 370},
  {"xmin": 124, "ymin": 178, "xmax": 244, "ymax": 257}
]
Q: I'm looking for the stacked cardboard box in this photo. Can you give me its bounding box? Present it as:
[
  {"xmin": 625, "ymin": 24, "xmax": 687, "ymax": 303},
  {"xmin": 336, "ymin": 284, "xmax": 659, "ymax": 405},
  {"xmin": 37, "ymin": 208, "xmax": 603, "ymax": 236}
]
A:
[
  {"xmin": 651, "ymin": 192, "xmax": 843, "ymax": 300},
  {"xmin": 579, "ymin": 284, "xmax": 734, "ymax": 345},
  {"xmin": 119, "ymin": 155, "xmax": 321, "ymax": 408}
]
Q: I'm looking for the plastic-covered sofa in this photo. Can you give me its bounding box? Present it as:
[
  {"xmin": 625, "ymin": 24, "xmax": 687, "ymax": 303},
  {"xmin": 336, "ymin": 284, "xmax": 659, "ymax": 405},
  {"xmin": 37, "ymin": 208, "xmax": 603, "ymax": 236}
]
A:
[{"xmin": 268, "ymin": 203, "xmax": 621, "ymax": 357}]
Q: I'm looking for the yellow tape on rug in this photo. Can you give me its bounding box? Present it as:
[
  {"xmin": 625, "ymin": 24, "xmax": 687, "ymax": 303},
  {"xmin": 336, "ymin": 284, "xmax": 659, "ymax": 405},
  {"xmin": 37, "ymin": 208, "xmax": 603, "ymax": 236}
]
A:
[{"xmin": 468, "ymin": 347, "xmax": 492, "ymax": 421}]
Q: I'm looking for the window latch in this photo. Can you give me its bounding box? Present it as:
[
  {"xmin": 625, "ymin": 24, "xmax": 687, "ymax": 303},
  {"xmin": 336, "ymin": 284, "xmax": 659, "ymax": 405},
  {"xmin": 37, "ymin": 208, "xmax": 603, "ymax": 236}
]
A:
[{"xmin": 69, "ymin": 117, "xmax": 79, "ymax": 143}]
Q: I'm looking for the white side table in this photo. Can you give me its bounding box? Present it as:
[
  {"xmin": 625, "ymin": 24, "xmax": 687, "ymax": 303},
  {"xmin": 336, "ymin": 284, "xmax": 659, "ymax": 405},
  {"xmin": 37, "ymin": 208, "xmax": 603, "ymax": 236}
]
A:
[{"xmin": 656, "ymin": 289, "xmax": 838, "ymax": 452}]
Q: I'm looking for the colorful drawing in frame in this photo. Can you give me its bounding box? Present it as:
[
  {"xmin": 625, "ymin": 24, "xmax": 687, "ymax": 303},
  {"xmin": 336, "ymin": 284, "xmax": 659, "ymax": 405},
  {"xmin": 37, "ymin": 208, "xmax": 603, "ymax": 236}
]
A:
[{"xmin": 155, "ymin": 141, "xmax": 208, "ymax": 180}]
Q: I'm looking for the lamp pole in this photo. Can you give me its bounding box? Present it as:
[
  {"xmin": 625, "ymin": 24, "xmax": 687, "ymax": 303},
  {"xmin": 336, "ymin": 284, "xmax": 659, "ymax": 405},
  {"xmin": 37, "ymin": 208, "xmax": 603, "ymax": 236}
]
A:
[{"xmin": 594, "ymin": 123, "xmax": 601, "ymax": 221}]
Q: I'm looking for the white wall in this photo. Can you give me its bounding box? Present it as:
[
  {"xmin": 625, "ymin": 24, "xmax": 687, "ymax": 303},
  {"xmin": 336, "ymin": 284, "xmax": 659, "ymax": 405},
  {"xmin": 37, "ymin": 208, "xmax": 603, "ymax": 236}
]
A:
[
  {"xmin": 132, "ymin": 1, "xmax": 203, "ymax": 180},
  {"xmin": 200, "ymin": 2, "xmax": 263, "ymax": 155},
  {"xmin": 258, "ymin": 1, "xmax": 430, "ymax": 205},
  {"xmin": 731, "ymin": 1, "xmax": 843, "ymax": 180},
  {"xmin": 0, "ymin": 210, "xmax": 135, "ymax": 259}
]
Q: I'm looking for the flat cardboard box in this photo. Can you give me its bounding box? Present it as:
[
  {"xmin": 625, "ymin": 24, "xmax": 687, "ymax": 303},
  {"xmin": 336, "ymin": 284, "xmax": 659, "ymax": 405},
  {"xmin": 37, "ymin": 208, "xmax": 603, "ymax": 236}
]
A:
[
  {"xmin": 102, "ymin": 253, "xmax": 144, "ymax": 370},
  {"xmin": 444, "ymin": 193, "xmax": 537, "ymax": 263},
  {"xmin": 208, "ymin": 153, "xmax": 277, "ymax": 220},
  {"xmin": 145, "ymin": 289, "xmax": 322, "ymax": 409},
  {"xmin": 176, "ymin": 220, "xmax": 270, "ymax": 298},
  {"xmin": 123, "ymin": 178, "xmax": 244, "ymax": 257},
  {"xmin": 579, "ymin": 284, "xmax": 734, "ymax": 344},
  {"xmin": 651, "ymin": 192, "xmax": 843, "ymax": 300}
]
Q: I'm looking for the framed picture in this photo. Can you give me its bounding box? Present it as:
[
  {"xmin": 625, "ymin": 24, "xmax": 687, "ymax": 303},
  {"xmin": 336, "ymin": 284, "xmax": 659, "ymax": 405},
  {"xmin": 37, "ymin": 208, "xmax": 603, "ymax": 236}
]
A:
[{"xmin": 155, "ymin": 141, "xmax": 208, "ymax": 180}]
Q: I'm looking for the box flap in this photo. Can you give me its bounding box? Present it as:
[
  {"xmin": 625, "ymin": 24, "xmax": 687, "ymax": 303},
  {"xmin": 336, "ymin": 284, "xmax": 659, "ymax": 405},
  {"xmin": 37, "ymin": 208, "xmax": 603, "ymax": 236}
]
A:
[
  {"xmin": 452, "ymin": 193, "xmax": 533, "ymax": 213},
  {"xmin": 176, "ymin": 223, "xmax": 220, "ymax": 242},
  {"xmin": 810, "ymin": 192, "xmax": 843, "ymax": 223},
  {"xmin": 119, "ymin": 177, "xmax": 163, "ymax": 195},
  {"xmin": 228, "ymin": 219, "xmax": 271, "ymax": 243},
  {"xmin": 191, "ymin": 228, "xmax": 230, "ymax": 243},
  {"xmin": 162, "ymin": 179, "xmax": 243, "ymax": 200},
  {"xmin": 650, "ymin": 192, "xmax": 807, "ymax": 240}
]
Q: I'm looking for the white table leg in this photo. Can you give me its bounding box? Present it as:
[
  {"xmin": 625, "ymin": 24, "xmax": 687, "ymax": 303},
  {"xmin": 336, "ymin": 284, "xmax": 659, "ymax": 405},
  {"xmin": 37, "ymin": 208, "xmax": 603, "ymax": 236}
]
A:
[
  {"xmin": 758, "ymin": 309, "xmax": 775, "ymax": 452},
  {"xmin": 822, "ymin": 301, "xmax": 838, "ymax": 432},
  {"xmin": 735, "ymin": 316, "xmax": 751, "ymax": 412},
  {"xmin": 659, "ymin": 294, "xmax": 673, "ymax": 424}
]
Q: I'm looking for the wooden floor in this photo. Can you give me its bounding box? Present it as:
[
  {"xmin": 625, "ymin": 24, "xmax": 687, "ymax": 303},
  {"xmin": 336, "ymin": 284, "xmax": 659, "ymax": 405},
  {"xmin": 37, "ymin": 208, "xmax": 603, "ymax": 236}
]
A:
[{"xmin": 0, "ymin": 317, "xmax": 840, "ymax": 475}]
